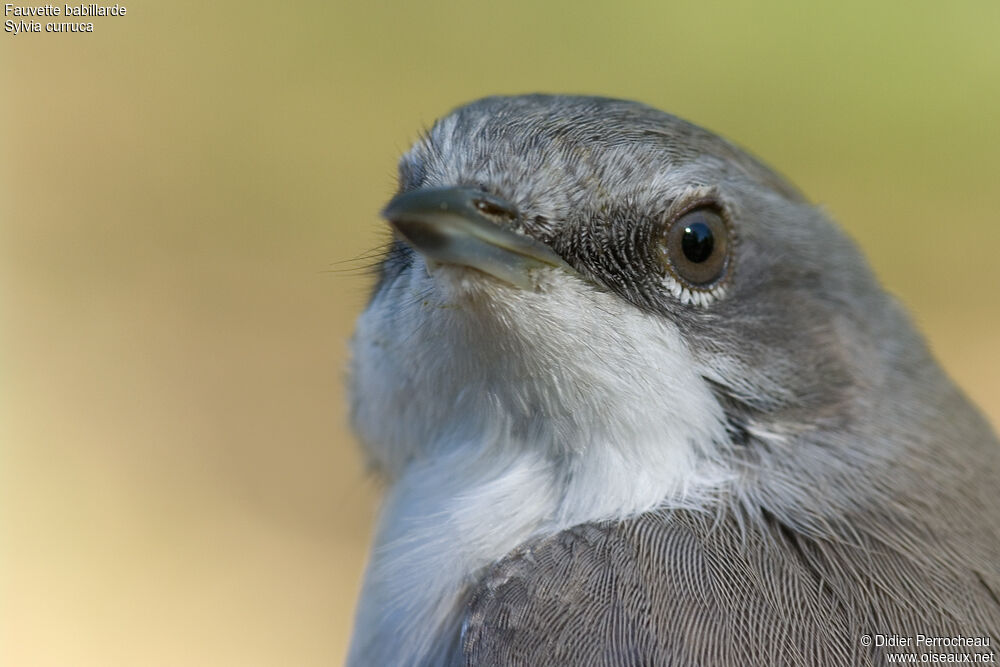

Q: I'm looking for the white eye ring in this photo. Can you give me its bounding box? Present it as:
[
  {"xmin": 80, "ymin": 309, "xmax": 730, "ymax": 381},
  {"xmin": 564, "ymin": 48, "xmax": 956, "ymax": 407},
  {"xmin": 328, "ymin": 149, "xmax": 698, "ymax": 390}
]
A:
[{"xmin": 657, "ymin": 199, "xmax": 734, "ymax": 306}]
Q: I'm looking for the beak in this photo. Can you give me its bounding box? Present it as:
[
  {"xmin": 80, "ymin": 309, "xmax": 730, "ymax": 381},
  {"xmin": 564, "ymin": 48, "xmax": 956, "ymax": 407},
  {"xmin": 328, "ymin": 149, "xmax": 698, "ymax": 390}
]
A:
[{"xmin": 381, "ymin": 186, "xmax": 570, "ymax": 289}]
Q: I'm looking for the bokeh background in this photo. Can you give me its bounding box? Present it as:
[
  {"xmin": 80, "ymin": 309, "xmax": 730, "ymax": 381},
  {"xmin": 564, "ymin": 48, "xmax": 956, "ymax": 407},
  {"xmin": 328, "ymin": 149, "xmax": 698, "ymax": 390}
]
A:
[{"xmin": 2, "ymin": 1, "xmax": 998, "ymax": 664}]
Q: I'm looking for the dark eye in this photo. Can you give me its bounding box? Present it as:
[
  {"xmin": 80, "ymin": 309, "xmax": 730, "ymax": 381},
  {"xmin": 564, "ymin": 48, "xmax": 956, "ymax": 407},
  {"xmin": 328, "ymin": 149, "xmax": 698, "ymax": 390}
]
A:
[{"xmin": 660, "ymin": 206, "xmax": 731, "ymax": 289}]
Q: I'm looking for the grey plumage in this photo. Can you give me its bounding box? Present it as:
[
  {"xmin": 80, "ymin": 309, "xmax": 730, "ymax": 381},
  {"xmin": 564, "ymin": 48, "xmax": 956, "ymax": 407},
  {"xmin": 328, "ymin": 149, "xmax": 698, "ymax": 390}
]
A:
[
  {"xmin": 347, "ymin": 95, "xmax": 1000, "ymax": 666},
  {"xmin": 465, "ymin": 503, "xmax": 1000, "ymax": 665}
]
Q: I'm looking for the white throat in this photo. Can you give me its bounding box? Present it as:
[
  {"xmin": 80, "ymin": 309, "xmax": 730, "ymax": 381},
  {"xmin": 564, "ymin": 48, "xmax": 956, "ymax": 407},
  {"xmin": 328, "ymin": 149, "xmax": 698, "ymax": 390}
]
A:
[{"xmin": 347, "ymin": 260, "xmax": 733, "ymax": 665}]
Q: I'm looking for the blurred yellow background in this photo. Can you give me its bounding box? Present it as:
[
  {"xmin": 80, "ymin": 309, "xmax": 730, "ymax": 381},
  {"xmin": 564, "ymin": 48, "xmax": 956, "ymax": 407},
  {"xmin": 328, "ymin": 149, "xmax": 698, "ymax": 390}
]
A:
[{"xmin": 2, "ymin": 1, "xmax": 998, "ymax": 665}]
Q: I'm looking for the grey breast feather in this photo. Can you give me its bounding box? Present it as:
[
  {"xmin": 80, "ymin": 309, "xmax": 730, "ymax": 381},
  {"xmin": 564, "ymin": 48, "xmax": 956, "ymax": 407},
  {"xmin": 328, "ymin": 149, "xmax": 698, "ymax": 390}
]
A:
[{"xmin": 460, "ymin": 509, "xmax": 1000, "ymax": 666}]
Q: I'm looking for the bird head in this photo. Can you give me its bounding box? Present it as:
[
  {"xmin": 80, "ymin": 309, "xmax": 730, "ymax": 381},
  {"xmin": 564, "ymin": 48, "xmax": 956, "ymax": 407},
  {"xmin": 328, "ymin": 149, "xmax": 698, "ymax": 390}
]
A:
[{"xmin": 349, "ymin": 95, "xmax": 947, "ymax": 518}]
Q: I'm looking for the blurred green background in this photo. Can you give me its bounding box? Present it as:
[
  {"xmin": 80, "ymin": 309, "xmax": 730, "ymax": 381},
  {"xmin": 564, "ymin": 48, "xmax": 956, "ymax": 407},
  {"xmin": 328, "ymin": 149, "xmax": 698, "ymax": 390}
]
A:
[{"xmin": 2, "ymin": 1, "xmax": 998, "ymax": 664}]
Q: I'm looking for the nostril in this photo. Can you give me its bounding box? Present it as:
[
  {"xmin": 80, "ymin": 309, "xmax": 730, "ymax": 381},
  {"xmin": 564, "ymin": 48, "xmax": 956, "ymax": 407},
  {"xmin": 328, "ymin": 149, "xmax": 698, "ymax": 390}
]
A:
[{"xmin": 473, "ymin": 197, "xmax": 518, "ymax": 223}]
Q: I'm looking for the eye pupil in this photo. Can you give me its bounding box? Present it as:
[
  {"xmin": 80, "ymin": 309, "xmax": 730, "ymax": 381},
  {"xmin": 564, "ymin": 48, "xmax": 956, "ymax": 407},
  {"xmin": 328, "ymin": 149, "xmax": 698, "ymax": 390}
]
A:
[
  {"xmin": 681, "ymin": 222, "xmax": 714, "ymax": 263},
  {"xmin": 660, "ymin": 206, "xmax": 730, "ymax": 292}
]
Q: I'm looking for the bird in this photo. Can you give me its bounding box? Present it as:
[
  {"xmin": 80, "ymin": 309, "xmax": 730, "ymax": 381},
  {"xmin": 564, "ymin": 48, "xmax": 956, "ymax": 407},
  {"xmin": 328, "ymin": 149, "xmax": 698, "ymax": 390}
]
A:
[{"xmin": 346, "ymin": 95, "xmax": 1000, "ymax": 666}]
